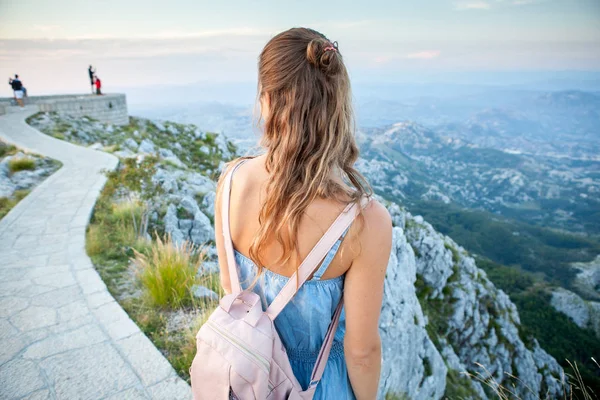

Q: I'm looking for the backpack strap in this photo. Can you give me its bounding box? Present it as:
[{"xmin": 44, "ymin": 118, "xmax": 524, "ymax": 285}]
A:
[
  {"xmin": 221, "ymin": 158, "xmax": 251, "ymax": 294},
  {"xmin": 310, "ymin": 225, "xmax": 351, "ymax": 281},
  {"xmin": 265, "ymin": 194, "xmax": 371, "ymax": 320},
  {"xmin": 307, "ymin": 294, "xmax": 345, "ymax": 390}
]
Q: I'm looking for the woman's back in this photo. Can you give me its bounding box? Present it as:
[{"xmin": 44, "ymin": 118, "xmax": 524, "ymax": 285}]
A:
[
  {"xmin": 226, "ymin": 155, "xmax": 359, "ymax": 281},
  {"xmin": 227, "ymin": 157, "xmax": 357, "ymax": 398}
]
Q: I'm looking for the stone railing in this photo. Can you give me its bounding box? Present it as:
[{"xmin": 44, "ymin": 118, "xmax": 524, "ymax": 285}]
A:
[{"xmin": 0, "ymin": 94, "xmax": 129, "ymax": 125}]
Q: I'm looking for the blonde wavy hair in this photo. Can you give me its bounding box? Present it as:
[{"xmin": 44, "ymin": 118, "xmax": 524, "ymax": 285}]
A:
[{"xmin": 217, "ymin": 27, "xmax": 373, "ymax": 288}]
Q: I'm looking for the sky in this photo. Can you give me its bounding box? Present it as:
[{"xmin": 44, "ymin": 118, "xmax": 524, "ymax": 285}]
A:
[{"xmin": 1, "ymin": 0, "xmax": 599, "ymax": 97}]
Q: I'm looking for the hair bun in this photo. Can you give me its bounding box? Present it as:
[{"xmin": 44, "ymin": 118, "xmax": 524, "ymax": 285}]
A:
[{"xmin": 306, "ymin": 38, "xmax": 342, "ymax": 77}]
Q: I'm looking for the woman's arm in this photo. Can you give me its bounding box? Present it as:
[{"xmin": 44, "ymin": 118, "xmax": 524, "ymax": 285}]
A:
[{"xmin": 343, "ymin": 200, "xmax": 393, "ymax": 399}]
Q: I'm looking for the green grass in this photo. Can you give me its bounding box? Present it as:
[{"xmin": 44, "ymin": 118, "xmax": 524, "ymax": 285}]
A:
[
  {"xmin": 0, "ymin": 190, "xmax": 30, "ymax": 220},
  {"xmin": 8, "ymin": 157, "xmax": 36, "ymax": 173},
  {"xmin": 0, "ymin": 142, "xmax": 17, "ymax": 157},
  {"xmin": 384, "ymin": 392, "xmax": 410, "ymax": 400},
  {"xmin": 444, "ymin": 242, "xmax": 460, "ymax": 264},
  {"xmin": 444, "ymin": 367, "xmax": 481, "ymax": 399},
  {"xmin": 132, "ymin": 234, "xmax": 201, "ymax": 309}
]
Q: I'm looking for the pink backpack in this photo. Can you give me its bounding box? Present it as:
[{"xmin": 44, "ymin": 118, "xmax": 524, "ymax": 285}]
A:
[{"xmin": 190, "ymin": 160, "xmax": 371, "ymax": 399}]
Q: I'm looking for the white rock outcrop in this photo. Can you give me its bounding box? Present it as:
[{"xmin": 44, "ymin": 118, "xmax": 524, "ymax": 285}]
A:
[
  {"xmin": 550, "ymin": 287, "xmax": 600, "ymax": 339},
  {"xmin": 401, "ymin": 207, "xmax": 566, "ymax": 399}
]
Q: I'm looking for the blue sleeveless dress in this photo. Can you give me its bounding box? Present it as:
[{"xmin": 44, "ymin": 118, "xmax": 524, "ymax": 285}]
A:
[{"xmin": 233, "ymin": 226, "xmax": 356, "ymax": 399}]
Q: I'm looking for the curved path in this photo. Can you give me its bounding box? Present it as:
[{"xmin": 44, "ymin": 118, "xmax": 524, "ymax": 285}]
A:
[{"xmin": 0, "ymin": 107, "xmax": 192, "ymax": 399}]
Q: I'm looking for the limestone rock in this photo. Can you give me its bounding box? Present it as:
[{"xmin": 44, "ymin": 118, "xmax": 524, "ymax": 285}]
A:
[
  {"xmin": 199, "ymin": 146, "xmax": 210, "ymax": 155},
  {"xmin": 122, "ymin": 138, "xmax": 138, "ymax": 151},
  {"xmin": 180, "ymin": 196, "xmax": 200, "ymax": 217},
  {"xmin": 114, "ymin": 149, "xmax": 134, "ymax": 158},
  {"xmin": 201, "ymin": 191, "xmax": 216, "ymax": 219},
  {"xmin": 193, "ymin": 129, "xmax": 205, "ymax": 140},
  {"xmin": 11, "ymin": 170, "xmax": 45, "ymax": 190},
  {"xmin": 138, "ymin": 139, "xmax": 156, "ymax": 154},
  {"xmin": 215, "ymin": 133, "xmax": 232, "ymax": 157},
  {"xmin": 163, "ymin": 198, "xmax": 214, "ymax": 246},
  {"xmin": 197, "ymin": 261, "xmax": 219, "ymax": 276},
  {"xmin": 152, "ymin": 168, "xmax": 178, "ymax": 193},
  {"xmin": 190, "ymin": 211, "xmax": 214, "ymax": 245},
  {"xmin": 378, "ymin": 226, "xmax": 447, "ymax": 399},
  {"xmin": 164, "ymin": 204, "xmax": 185, "ymax": 246},
  {"xmin": 167, "ymin": 125, "xmax": 179, "ymax": 136},
  {"xmin": 550, "ymin": 286, "xmax": 600, "ymax": 338},
  {"xmin": 0, "ymin": 157, "xmax": 10, "ymax": 178},
  {"xmin": 550, "ymin": 287, "xmax": 590, "ymax": 328},
  {"xmin": 159, "ymin": 148, "xmax": 176, "ymax": 159},
  {"xmin": 191, "ymin": 285, "xmax": 218, "ymax": 302},
  {"xmin": 0, "ymin": 177, "xmax": 16, "ymax": 197},
  {"xmin": 180, "ymin": 173, "xmax": 215, "ymax": 197},
  {"xmin": 75, "ymin": 130, "xmax": 91, "ymax": 143},
  {"xmin": 88, "ymin": 143, "xmax": 103, "ymax": 150}
]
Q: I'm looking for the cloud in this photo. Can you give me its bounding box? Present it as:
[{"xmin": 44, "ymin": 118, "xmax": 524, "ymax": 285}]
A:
[
  {"xmin": 454, "ymin": 0, "xmax": 545, "ymax": 9},
  {"xmin": 406, "ymin": 50, "xmax": 441, "ymax": 59},
  {"xmin": 454, "ymin": 1, "xmax": 491, "ymax": 10},
  {"xmin": 5, "ymin": 27, "xmax": 268, "ymax": 41},
  {"xmin": 511, "ymin": 0, "xmax": 543, "ymax": 5},
  {"xmin": 32, "ymin": 25, "xmax": 62, "ymax": 33},
  {"xmin": 374, "ymin": 56, "xmax": 391, "ymax": 64},
  {"xmin": 372, "ymin": 50, "xmax": 441, "ymax": 64},
  {"xmin": 137, "ymin": 28, "xmax": 266, "ymax": 40},
  {"xmin": 329, "ymin": 20, "xmax": 377, "ymax": 29}
]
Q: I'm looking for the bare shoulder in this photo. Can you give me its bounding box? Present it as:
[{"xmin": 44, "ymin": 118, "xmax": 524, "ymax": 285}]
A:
[
  {"xmin": 349, "ymin": 198, "xmax": 393, "ymax": 264},
  {"xmin": 359, "ymin": 198, "xmax": 393, "ymax": 241},
  {"xmin": 217, "ymin": 156, "xmax": 256, "ymax": 191}
]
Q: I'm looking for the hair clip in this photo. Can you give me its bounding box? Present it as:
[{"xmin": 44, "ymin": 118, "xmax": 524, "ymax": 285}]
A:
[{"xmin": 323, "ymin": 41, "xmax": 338, "ymax": 53}]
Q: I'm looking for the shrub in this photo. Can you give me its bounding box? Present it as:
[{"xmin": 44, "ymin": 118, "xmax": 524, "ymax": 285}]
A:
[
  {"xmin": 86, "ymin": 199, "xmax": 145, "ymax": 262},
  {"xmin": 385, "ymin": 392, "xmax": 410, "ymax": 400},
  {"xmin": 86, "ymin": 224, "xmax": 110, "ymax": 257},
  {"xmin": 8, "ymin": 157, "xmax": 36, "ymax": 173},
  {"xmin": 132, "ymin": 234, "xmax": 201, "ymax": 309},
  {"xmin": 0, "ymin": 142, "xmax": 16, "ymax": 157},
  {"xmin": 0, "ymin": 190, "xmax": 30, "ymax": 220},
  {"xmin": 445, "ymin": 242, "xmax": 460, "ymax": 264},
  {"xmin": 0, "ymin": 197, "xmax": 11, "ymax": 219}
]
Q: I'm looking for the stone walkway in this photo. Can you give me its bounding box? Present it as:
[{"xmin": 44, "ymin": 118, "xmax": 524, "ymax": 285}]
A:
[{"xmin": 0, "ymin": 107, "xmax": 192, "ymax": 399}]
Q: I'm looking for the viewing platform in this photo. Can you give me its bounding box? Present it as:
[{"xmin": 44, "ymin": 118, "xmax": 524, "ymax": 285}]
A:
[{"xmin": 0, "ymin": 94, "xmax": 129, "ymax": 125}]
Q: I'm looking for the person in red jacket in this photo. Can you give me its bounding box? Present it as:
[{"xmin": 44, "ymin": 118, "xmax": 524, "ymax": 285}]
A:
[{"xmin": 94, "ymin": 75, "xmax": 102, "ymax": 95}]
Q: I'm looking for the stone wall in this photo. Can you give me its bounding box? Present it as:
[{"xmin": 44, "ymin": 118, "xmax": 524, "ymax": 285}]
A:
[{"xmin": 0, "ymin": 94, "xmax": 129, "ymax": 125}]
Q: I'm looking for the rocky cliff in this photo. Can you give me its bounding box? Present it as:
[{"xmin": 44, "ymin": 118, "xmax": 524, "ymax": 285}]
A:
[{"xmin": 377, "ymin": 204, "xmax": 565, "ymax": 399}]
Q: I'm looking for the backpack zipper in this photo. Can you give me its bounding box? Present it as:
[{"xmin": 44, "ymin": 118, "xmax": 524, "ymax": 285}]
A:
[{"xmin": 205, "ymin": 320, "xmax": 272, "ymax": 384}]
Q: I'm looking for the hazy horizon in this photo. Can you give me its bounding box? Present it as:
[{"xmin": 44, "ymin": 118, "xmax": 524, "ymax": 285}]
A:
[{"xmin": 2, "ymin": 0, "xmax": 599, "ymax": 99}]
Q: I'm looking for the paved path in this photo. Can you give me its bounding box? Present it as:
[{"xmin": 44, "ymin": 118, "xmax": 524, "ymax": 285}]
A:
[{"xmin": 0, "ymin": 107, "xmax": 192, "ymax": 399}]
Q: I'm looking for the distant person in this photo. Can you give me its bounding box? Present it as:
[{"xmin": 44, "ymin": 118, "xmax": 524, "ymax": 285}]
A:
[
  {"xmin": 94, "ymin": 75, "xmax": 102, "ymax": 95},
  {"xmin": 88, "ymin": 65, "xmax": 96, "ymax": 94},
  {"xmin": 8, "ymin": 74, "xmax": 25, "ymax": 108}
]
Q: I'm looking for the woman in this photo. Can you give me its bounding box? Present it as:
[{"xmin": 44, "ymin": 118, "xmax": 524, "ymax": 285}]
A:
[{"xmin": 214, "ymin": 28, "xmax": 393, "ymax": 399}]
